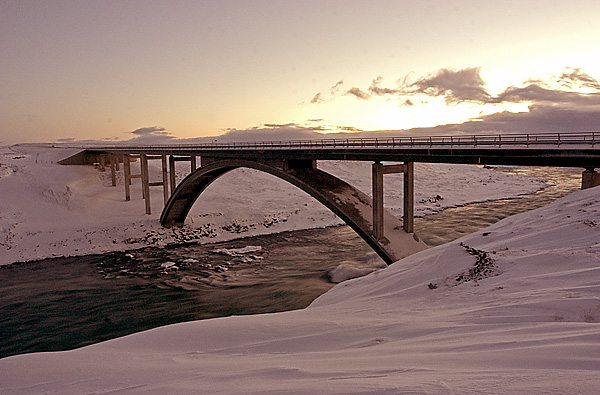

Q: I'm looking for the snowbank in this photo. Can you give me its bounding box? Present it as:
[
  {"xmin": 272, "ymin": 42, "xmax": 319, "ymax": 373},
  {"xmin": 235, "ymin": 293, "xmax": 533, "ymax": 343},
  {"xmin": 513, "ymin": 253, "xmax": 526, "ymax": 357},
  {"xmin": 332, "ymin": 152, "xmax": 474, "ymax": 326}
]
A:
[
  {"xmin": 0, "ymin": 144, "xmax": 546, "ymax": 264},
  {"xmin": 1, "ymin": 179, "xmax": 599, "ymax": 393}
]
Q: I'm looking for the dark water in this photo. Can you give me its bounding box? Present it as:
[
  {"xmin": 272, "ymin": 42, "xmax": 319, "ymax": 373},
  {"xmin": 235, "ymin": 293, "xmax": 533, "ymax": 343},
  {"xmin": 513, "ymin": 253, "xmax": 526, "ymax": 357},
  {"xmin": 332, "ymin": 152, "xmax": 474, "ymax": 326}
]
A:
[
  {"xmin": 0, "ymin": 167, "xmax": 582, "ymax": 358},
  {"xmin": 415, "ymin": 166, "xmax": 583, "ymax": 245}
]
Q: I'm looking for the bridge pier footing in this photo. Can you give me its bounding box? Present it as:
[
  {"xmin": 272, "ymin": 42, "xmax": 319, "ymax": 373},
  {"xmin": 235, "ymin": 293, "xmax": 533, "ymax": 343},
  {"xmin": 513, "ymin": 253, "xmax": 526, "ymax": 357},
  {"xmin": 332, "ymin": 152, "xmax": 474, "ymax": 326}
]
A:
[{"xmin": 582, "ymin": 168, "xmax": 600, "ymax": 189}]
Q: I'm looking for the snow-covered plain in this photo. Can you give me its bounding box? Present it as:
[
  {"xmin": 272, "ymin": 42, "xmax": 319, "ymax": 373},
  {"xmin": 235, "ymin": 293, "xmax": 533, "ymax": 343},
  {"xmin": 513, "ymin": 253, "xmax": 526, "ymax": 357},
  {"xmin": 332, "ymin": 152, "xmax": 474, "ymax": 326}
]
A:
[
  {"xmin": 0, "ymin": 144, "xmax": 546, "ymax": 265},
  {"xmin": 1, "ymin": 162, "xmax": 599, "ymax": 392}
]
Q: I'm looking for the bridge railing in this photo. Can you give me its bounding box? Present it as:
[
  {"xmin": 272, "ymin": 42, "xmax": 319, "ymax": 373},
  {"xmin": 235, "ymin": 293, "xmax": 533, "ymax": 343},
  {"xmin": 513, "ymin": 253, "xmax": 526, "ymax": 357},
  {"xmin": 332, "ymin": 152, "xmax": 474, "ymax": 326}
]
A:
[{"xmin": 90, "ymin": 131, "xmax": 598, "ymax": 151}]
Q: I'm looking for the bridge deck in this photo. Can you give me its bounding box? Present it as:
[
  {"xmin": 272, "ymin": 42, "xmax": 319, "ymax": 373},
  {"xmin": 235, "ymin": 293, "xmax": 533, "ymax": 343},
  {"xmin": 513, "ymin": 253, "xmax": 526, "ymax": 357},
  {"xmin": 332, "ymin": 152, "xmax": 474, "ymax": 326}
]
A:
[{"xmin": 67, "ymin": 132, "xmax": 600, "ymax": 168}]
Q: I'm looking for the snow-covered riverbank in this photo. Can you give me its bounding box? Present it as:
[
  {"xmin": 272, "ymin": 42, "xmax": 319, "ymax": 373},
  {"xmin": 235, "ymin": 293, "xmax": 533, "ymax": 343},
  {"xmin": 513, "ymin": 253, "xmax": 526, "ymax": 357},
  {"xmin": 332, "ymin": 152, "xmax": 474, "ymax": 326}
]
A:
[
  {"xmin": 1, "ymin": 170, "xmax": 599, "ymax": 393},
  {"xmin": 1, "ymin": 144, "xmax": 546, "ymax": 264}
]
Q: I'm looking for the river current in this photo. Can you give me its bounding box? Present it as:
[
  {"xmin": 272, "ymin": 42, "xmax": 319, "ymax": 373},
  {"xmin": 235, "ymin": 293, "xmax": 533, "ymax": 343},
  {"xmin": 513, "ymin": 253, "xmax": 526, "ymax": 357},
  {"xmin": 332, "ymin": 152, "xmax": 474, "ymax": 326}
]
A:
[{"xmin": 0, "ymin": 166, "xmax": 582, "ymax": 358}]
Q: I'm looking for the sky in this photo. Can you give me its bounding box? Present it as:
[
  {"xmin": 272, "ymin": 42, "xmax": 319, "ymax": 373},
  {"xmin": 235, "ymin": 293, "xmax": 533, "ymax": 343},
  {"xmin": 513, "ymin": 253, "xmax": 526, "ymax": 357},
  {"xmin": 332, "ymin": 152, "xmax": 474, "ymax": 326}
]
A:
[{"xmin": 2, "ymin": 0, "xmax": 600, "ymax": 144}]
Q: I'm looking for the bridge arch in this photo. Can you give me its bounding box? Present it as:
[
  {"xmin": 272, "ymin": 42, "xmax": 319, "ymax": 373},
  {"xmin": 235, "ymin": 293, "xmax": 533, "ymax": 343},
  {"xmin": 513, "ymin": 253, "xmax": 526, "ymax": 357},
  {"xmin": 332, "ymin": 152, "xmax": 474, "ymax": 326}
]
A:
[{"xmin": 160, "ymin": 159, "xmax": 426, "ymax": 264}]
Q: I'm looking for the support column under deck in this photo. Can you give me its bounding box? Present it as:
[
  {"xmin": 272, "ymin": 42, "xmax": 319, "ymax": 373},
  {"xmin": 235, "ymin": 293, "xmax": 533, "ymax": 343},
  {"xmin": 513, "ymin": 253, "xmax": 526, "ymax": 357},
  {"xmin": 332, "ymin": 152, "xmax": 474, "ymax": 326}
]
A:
[
  {"xmin": 372, "ymin": 161, "xmax": 414, "ymax": 240},
  {"xmin": 123, "ymin": 154, "xmax": 131, "ymax": 201},
  {"xmin": 161, "ymin": 155, "xmax": 169, "ymax": 205},
  {"xmin": 169, "ymin": 155, "xmax": 176, "ymax": 193},
  {"xmin": 99, "ymin": 155, "xmax": 106, "ymax": 172},
  {"xmin": 141, "ymin": 154, "xmax": 151, "ymax": 215},
  {"xmin": 372, "ymin": 162, "xmax": 384, "ymax": 240},
  {"xmin": 404, "ymin": 162, "xmax": 414, "ymax": 233},
  {"xmin": 110, "ymin": 155, "xmax": 117, "ymax": 187}
]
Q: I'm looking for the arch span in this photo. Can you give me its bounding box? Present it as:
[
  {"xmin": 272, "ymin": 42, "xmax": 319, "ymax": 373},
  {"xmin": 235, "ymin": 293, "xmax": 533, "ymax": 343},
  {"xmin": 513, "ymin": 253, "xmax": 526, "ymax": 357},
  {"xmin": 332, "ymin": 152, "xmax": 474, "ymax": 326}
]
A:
[{"xmin": 160, "ymin": 159, "xmax": 426, "ymax": 264}]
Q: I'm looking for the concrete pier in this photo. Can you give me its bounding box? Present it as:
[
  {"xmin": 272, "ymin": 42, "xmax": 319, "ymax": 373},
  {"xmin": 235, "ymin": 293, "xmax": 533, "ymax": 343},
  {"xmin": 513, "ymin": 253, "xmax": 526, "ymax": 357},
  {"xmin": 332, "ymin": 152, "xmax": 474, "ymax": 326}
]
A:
[
  {"xmin": 582, "ymin": 168, "xmax": 600, "ymax": 189},
  {"xmin": 372, "ymin": 162, "xmax": 414, "ymax": 240}
]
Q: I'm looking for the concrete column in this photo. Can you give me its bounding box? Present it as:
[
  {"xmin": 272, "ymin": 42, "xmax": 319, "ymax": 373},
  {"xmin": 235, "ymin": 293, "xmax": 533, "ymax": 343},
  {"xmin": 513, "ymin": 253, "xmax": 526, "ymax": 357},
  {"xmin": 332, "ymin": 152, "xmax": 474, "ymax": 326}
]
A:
[
  {"xmin": 141, "ymin": 154, "xmax": 151, "ymax": 215},
  {"xmin": 139, "ymin": 156, "xmax": 145, "ymax": 199},
  {"xmin": 99, "ymin": 155, "xmax": 106, "ymax": 172},
  {"xmin": 372, "ymin": 162, "xmax": 384, "ymax": 240},
  {"xmin": 110, "ymin": 155, "xmax": 117, "ymax": 187},
  {"xmin": 123, "ymin": 154, "xmax": 131, "ymax": 201},
  {"xmin": 582, "ymin": 168, "xmax": 600, "ymax": 189},
  {"xmin": 162, "ymin": 155, "xmax": 169, "ymax": 204},
  {"xmin": 169, "ymin": 155, "xmax": 176, "ymax": 193},
  {"xmin": 191, "ymin": 155, "xmax": 197, "ymax": 171},
  {"xmin": 403, "ymin": 162, "xmax": 414, "ymax": 233}
]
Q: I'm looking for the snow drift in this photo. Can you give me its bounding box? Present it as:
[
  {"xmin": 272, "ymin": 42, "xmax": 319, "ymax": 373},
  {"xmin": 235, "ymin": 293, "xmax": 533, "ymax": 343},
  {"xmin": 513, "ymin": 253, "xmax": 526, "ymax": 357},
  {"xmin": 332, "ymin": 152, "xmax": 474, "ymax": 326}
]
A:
[{"xmin": 1, "ymin": 181, "xmax": 599, "ymax": 393}]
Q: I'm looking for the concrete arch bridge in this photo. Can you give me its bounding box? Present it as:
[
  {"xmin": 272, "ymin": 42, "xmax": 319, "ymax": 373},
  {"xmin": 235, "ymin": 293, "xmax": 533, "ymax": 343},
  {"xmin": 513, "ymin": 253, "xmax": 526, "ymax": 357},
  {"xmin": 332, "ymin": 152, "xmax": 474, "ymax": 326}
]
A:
[{"xmin": 60, "ymin": 132, "xmax": 600, "ymax": 264}]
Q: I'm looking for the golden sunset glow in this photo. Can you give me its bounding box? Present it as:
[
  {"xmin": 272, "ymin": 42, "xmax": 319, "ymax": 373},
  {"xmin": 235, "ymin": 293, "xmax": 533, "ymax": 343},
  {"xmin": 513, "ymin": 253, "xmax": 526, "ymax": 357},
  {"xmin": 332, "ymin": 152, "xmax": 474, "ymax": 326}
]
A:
[{"xmin": 1, "ymin": 1, "xmax": 599, "ymax": 144}]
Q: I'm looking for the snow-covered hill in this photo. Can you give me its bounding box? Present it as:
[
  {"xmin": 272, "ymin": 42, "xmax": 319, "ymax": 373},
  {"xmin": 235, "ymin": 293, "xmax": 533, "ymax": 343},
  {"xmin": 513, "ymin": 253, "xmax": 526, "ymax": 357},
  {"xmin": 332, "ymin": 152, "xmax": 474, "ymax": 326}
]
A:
[{"xmin": 1, "ymin": 177, "xmax": 599, "ymax": 393}]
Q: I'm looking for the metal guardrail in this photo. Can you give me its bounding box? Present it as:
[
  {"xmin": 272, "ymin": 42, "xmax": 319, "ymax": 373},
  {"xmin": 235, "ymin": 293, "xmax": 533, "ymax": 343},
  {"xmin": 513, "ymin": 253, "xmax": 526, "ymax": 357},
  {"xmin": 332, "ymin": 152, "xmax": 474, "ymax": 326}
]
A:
[{"xmin": 89, "ymin": 132, "xmax": 598, "ymax": 151}]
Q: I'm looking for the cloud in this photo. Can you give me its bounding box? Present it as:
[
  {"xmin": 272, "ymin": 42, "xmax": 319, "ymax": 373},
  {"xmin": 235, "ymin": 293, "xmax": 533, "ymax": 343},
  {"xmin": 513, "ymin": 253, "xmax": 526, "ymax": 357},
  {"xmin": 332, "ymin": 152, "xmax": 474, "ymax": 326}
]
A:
[
  {"xmin": 310, "ymin": 92, "xmax": 324, "ymax": 104},
  {"xmin": 494, "ymin": 84, "xmax": 600, "ymax": 105},
  {"xmin": 368, "ymin": 76, "xmax": 401, "ymax": 96},
  {"xmin": 470, "ymin": 104, "xmax": 600, "ymax": 133},
  {"xmin": 311, "ymin": 81, "xmax": 346, "ymax": 103},
  {"xmin": 130, "ymin": 126, "xmax": 171, "ymax": 136},
  {"xmin": 346, "ymin": 87, "xmax": 370, "ymax": 100},
  {"xmin": 217, "ymin": 121, "xmax": 366, "ymax": 142},
  {"xmin": 402, "ymin": 67, "xmax": 492, "ymax": 104},
  {"xmin": 330, "ymin": 80, "xmax": 344, "ymax": 94},
  {"xmin": 310, "ymin": 66, "xmax": 600, "ymax": 134},
  {"xmin": 389, "ymin": 103, "xmax": 600, "ymax": 136},
  {"xmin": 312, "ymin": 66, "xmax": 600, "ymax": 106},
  {"xmin": 124, "ymin": 126, "xmax": 176, "ymax": 144},
  {"xmin": 555, "ymin": 68, "xmax": 600, "ymax": 91}
]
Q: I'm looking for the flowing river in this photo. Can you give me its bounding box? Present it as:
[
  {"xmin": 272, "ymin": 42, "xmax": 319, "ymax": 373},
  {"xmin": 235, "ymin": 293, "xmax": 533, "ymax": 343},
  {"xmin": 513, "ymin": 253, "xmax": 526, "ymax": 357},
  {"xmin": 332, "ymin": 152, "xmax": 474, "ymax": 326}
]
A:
[{"xmin": 0, "ymin": 166, "xmax": 583, "ymax": 358}]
